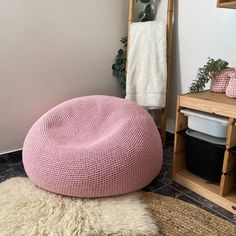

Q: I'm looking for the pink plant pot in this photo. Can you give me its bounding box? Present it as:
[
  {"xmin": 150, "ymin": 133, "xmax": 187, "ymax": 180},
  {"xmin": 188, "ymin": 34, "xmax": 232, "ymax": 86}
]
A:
[
  {"xmin": 226, "ymin": 71, "xmax": 236, "ymax": 98},
  {"xmin": 210, "ymin": 68, "xmax": 234, "ymax": 93}
]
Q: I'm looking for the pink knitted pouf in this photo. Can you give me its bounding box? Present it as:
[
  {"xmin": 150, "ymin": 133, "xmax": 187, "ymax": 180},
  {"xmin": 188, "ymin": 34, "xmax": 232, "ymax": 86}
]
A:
[{"xmin": 23, "ymin": 96, "xmax": 163, "ymax": 197}]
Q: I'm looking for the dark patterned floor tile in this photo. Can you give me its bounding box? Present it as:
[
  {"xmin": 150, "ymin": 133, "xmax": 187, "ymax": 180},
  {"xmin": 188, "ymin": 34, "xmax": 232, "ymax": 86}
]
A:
[
  {"xmin": 0, "ymin": 150, "xmax": 22, "ymax": 163},
  {"xmin": 163, "ymin": 146, "xmax": 174, "ymax": 156},
  {"xmin": 155, "ymin": 145, "xmax": 173, "ymax": 185},
  {"xmin": 0, "ymin": 158, "xmax": 26, "ymax": 183},
  {"xmin": 156, "ymin": 163, "xmax": 173, "ymax": 184},
  {"xmin": 153, "ymin": 185, "xmax": 182, "ymax": 198},
  {"xmin": 13, "ymin": 166, "xmax": 27, "ymax": 177},
  {"xmin": 143, "ymin": 179, "xmax": 166, "ymax": 192},
  {"xmin": 0, "ymin": 169, "xmax": 18, "ymax": 183},
  {"xmin": 163, "ymin": 132, "xmax": 174, "ymax": 148},
  {"xmin": 0, "ymin": 162, "xmax": 23, "ymax": 169}
]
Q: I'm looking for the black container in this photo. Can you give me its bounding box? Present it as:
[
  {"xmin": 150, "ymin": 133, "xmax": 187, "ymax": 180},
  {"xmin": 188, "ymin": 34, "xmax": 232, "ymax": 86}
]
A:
[
  {"xmin": 184, "ymin": 131, "xmax": 225, "ymax": 183},
  {"xmin": 231, "ymin": 147, "xmax": 236, "ymax": 155}
]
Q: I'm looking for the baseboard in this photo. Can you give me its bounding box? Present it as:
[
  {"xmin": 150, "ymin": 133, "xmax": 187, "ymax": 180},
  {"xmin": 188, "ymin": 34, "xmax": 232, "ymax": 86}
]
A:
[
  {"xmin": 0, "ymin": 148, "xmax": 22, "ymax": 156},
  {"xmin": 0, "ymin": 149, "xmax": 22, "ymax": 162}
]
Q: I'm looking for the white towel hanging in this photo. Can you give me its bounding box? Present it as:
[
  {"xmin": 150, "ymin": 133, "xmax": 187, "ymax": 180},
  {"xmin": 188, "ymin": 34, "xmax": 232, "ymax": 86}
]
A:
[{"xmin": 125, "ymin": 21, "xmax": 167, "ymax": 110}]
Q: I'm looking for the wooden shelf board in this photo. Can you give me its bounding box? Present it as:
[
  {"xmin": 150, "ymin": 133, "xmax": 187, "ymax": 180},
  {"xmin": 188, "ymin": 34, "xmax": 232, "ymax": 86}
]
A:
[
  {"xmin": 217, "ymin": 1, "xmax": 236, "ymax": 8},
  {"xmin": 173, "ymin": 169, "xmax": 220, "ymax": 194},
  {"xmin": 182, "ymin": 91, "xmax": 236, "ymax": 106},
  {"xmin": 179, "ymin": 91, "xmax": 236, "ymax": 118},
  {"xmin": 173, "ymin": 169, "xmax": 236, "ymax": 214},
  {"xmin": 225, "ymin": 189, "xmax": 236, "ymax": 204}
]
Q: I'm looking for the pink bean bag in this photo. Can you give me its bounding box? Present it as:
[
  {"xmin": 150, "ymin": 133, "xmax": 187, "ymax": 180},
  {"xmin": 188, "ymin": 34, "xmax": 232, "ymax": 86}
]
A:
[{"xmin": 23, "ymin": 96, "xmax": 163, "ymax": 197}]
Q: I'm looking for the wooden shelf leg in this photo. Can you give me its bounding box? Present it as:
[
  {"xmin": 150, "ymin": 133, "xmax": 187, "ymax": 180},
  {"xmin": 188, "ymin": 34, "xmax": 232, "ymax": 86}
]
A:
[{"xmin": 220, "ymin": 171, "xmax": 236, "ymax": 196}]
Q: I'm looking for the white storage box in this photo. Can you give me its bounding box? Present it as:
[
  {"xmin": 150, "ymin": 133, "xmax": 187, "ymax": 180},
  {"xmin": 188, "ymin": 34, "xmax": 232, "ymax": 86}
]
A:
[{"xmin": 180, "ymin": 109, "xmax": 229, "ymax": 138}]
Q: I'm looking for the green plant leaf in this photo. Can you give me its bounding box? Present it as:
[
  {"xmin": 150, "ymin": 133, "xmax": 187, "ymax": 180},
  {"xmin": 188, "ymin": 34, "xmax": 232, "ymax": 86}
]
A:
[
  {"xmin": 138, "ymin": 12, "xmax": 145, "ymax": 19},
  {"xmin": 112, "ymin": 64, "xmax": 120, "ymax": 70},
  {"xmin": 144, "ymin": 4, "xmax": 151, "ymax": 16},
  {"xmin": 118, "ymin": 49, "xmax": 124, "ymax": 55},
  {"xmin": 189, "ymin": 58, "xmax": 229, "ymax": 93},
  {"xmin": 120, "ymin": 37, "xmax": 127, "ymax": 43},
  {"xmin": 112, "ymin": 70, "xmax": 118, "ymax": 77},
  {"xmin": 112, "ymin": 0, "xmax": 156, "ymax": 95},
  {"xmin": 140, "ymin": 0, "xmax": 151, "ymax": 3}
]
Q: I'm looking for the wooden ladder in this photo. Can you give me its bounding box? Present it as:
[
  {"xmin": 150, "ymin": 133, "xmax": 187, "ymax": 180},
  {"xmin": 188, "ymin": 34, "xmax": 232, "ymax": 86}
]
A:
[{"xmin": 127, "ymin": 0, "xmax": 175, "ymax": 144}]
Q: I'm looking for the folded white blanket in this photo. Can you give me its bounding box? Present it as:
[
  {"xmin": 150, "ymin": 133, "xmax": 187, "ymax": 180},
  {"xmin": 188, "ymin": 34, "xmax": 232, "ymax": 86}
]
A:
[{"xmin": 125, "ymin": 21, "xmax": 167, "ymax": 109}]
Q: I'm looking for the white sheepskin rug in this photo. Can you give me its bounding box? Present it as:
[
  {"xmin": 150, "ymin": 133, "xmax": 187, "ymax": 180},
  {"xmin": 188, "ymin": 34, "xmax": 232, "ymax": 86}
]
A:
[{"xmin": 0, "ymin": 177, "xmax": 159, "ymax": 236}]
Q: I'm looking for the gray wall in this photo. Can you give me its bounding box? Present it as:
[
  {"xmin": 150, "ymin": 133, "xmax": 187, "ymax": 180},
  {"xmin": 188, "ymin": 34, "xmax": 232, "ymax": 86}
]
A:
[{"xmin": 0, "ymin": 0, "xmax": 128, "ymax": 153}]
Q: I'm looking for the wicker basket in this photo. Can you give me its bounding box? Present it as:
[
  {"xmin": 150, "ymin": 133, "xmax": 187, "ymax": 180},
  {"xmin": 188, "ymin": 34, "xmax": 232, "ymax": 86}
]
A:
[
  {"xmin": 210, "ymin": 68, "xmax": 235, "ymax": 93},
  {"xmin": 226, "ymin": 70, "xmax": 236, "ymax": 98}
]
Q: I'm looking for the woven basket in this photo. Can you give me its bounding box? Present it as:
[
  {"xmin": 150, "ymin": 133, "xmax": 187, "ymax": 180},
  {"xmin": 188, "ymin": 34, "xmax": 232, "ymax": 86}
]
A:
[
  {"xmin": 210, "ymin": 68, "xmax": 234, "ymax": 93},
  {"xmin": 226, "ymin": 70, "xmax": 236, "ymax": 98}
]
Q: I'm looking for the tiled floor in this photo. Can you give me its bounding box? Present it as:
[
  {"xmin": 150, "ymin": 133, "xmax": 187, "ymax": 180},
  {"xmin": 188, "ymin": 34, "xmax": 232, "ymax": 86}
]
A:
[{"xmin": 0, "ymin": 136, "xmax": 236, "ymax": 225}]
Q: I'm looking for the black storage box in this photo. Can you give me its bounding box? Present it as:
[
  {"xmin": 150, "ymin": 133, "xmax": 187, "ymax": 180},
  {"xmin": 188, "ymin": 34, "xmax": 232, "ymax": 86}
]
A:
[
  {"xmin": 184, "ymin": 130, "xmax": 225, "ymax": 183},
  {"xmin": 231, "ymin": 147, "xmax": 236, "ymax": 155}
]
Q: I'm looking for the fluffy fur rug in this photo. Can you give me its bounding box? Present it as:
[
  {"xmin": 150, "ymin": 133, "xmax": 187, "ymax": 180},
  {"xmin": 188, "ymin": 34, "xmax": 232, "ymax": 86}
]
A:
[{"xmin": 0, "ymin": 177, "xmax": 159, "ymax": 236}]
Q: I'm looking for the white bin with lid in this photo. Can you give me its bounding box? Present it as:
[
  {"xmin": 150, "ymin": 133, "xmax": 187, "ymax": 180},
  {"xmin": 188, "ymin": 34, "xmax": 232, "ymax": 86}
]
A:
[{"xmin": 180, "ymin": 109, "xmax": 229, "ymax": 138}]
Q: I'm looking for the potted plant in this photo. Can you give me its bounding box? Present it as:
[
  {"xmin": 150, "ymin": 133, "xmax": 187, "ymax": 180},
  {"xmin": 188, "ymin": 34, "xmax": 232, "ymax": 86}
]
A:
[
  {"xmin": 112, "ymin": 37, "xmax": 127, "ymax": 94},
  {"xmin": 189, "ymin": 58, "xmax": 231, "ymax": 93}
]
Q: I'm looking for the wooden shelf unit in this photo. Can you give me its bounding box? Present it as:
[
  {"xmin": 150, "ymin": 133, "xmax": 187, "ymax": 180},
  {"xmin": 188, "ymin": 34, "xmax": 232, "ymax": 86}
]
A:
[
  {"xmin": 217, "ymin": 0, "xmax": 236, "ymax": 8},
  {"xmin": 173, "ymin": 91, "xmax": 236, "ymax": 214}
]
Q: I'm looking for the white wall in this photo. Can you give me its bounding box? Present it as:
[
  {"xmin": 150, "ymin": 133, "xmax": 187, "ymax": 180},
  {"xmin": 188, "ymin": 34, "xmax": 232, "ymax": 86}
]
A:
[
  {"xmin": 0, "ymin": 0, "xmax": 128, "ymax": 153},
  {"xmin": 167, "ymin": 0, "xmax": 236, "ymax": 132}
]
